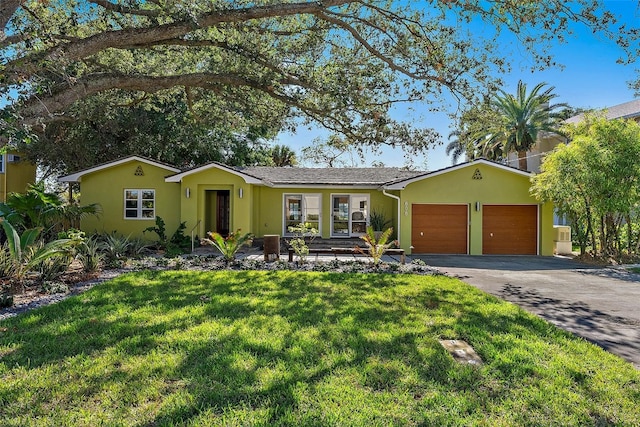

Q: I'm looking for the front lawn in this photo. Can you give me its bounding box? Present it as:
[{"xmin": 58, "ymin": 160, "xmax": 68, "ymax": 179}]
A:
[{"xmin": 0, "ymin": 270, "xmax": 638, "ymax": 426}]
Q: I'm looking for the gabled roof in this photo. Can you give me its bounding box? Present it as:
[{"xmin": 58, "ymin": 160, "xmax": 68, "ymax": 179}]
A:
[
  {"xmin": 383, "ymin": 158, "xmax": 531, "ymax": 190},
  {"xmin": 565, "ymin": 99, "xmax": 640, "ymax": 124},
  {"xmin": 58, "ymin": 156, "xmax": 181, "ymax": 183},
  {"xmin": 164, "ymin": 161, "xmax": 264, "ymax": 184},
  {"xmin": 239, "ymin": 166, "xmax": 422, "ymax": 187}
]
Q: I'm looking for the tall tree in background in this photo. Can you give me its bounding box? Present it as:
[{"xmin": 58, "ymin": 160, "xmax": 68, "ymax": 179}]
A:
[
  {"xmin": 270, "ymin": 145, "xmax": 298, "ymax": 167},
  {"xmin": 446, "ymin": 101, "xmax": 504, "ymax": 164},
  {"xmin": 21, "ymin": 94, "xmax": 280, "ymax": 176},
  {"xmin": 1, "ymin": 1, "xmax": 636, "ymax": 164},
  {"xmin": 480, "ymin": 81, "xmax": 567, "ymax": 170}
]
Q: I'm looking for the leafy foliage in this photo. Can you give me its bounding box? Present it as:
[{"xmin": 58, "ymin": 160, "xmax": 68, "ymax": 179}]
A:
[
  {"xmin": 270, "ymin": 144, "xmax": 298, "ymax": 167},
  {"xmin": 369, "ymin": 209, "xmax": 391, "ymax": 232},
  {"xmin": 450, "ymin": 81, "xmax": 567, "ymax": 169},
  {"xmin": 286, "ymin": 222, "xmax": 319, "ymax": 263},
  {"xmin": 21, "ymin": 95, "xmax": 281, "ymax": 176},
  {"xmin": 0, "ymin": 183, "xmax": 100, "ymax": 239},
  {"xmin": 357, "ymin": 226, "xmax": 396, "ymax": 265},
  {"xmin": 531, "ymin": 115, "xmax": 640, "ymax": 258},
  {"xmin": 2, "ymin": 1, "xmax": 635, "ymax": 158},
  {"xmin": 201, "ymin": 229, "xmax": 254, "ymax": 262},
  {"xmin": 0, "ymin": 218, "xmax": 82, "ymax": 284},
  {"xmin": 144, "ymin": 216, "xmax": 191, "ymax": 256}
]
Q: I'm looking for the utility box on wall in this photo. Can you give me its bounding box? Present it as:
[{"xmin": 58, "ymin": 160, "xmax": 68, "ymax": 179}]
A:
[{"xmin": 553, "ymin": 225, "xmax": 572, "ymax": 255}]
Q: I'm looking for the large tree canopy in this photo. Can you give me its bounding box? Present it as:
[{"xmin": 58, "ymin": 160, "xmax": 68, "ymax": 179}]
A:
[{"xmin": 1, "ymin": 1, "xmax": 637, "ymax": 155}]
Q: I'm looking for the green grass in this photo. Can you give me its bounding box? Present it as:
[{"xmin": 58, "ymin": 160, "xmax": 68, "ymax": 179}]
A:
[{"xmin": 0, "ymin": 270, "xmax": 638, "ymax": 426}]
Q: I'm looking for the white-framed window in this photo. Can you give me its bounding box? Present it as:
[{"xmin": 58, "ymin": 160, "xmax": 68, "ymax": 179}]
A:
[
  {"xmin": 331, "ymin": 193, "xmax": 370, "ymax": 237},
  {"xmin": 124, "ymin": 189, "xmax": 155, "ymax": 219},
  {"xmin": 283, "ymin": 194, "xmax": 321, "ymax": 235},
  {"xmin": 0, "ymin": 155, "xmax": 4, "ymax": 173}
]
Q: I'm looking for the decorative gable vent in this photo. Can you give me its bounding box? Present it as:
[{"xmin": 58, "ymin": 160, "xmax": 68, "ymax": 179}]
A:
[
  {"xmin": 472, "ymin": 168, "xmax": 482, "ymax": 180},
  {"xmin": 134, "ymin": 165, "xmax": 144, "ymax": 176}
]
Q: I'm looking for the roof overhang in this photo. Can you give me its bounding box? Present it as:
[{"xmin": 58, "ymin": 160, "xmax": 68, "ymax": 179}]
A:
[
  {"xmin": 383, "ymin": 159, "xmax": 531, "ymax": 190},
  {"xmin": 58, "ymin": 156, "xmax": 181, "ymax": 183},
  {"xmin": 165, "ymin": 162, "xmax": 263, "ymax": 184}
]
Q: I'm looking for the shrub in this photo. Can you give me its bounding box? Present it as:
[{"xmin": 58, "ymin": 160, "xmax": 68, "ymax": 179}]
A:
[
  {"xmin": 77, "ymin": 236, "xmax": 104, "ymax": 274},
  {"xmin": 287, "ymin": 222, "xmax": 318, "ymax": 263},
  {"xmin": 99, "ymin": 234, "xmax": 132, "ymax": 265},
  {"xmin": 369, "ymin": 209, "xmax": 391, "ymax": 231},
  {"xmin": 357, "ymin": 226, "xmax": 396, "ymax": 266},
  {"xmin": 0, "ymin": 218, "xmax": 82, "ymax": 284},
  {"xmin": 201, "ymin": 229, "xmax": 254, "ymax": 262},
  {"xmin": 144, "ymin": 216, "xmax": 190, "ymax": 256}
]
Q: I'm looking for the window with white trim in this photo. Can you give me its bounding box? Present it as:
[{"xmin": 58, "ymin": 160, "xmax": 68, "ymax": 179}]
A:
[
  {"xmin": 124, "ymin": 189, "xmax": 155, "ymax": 219},
  {"xmin": 0, "ymin": 155, "xmax": 4, "ymax": 173},
  {"xmin": 284, "ymin": 194, "xmax": 321, "ymax": 235}
]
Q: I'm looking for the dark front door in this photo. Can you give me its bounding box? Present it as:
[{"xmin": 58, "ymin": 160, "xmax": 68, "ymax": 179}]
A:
[{"xmin": 216, "ymin": 190, "xmax": 230, "ymax": 236}]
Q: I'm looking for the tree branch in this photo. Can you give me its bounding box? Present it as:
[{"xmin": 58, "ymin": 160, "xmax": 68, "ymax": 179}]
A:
[
  {"xmin": 18, "ymin": 72, "xmax": 298, "ymax": 126},
  {"xmin": 315, "ymin": 10, "xmax": 446, "ymax": 84},
  {"xmin": 87, "ymin": 0, "xmax": 161, "ymax": 18},
  {"xmin": 0, "ymin": 0, "xmax": 21, "ymax": 40},
  {"xmin": 4, "ymin": 0, "xmax": 352, "ymax": 81}
]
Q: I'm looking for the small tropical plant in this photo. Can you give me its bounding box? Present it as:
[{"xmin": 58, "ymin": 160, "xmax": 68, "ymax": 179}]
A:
[
  {"xmin": 77, "ymin": 236, "xmax": 105, "ymax": 274},
  {"xmin": 98, "ymin": 233, "xmax": 132, "ymax": 266},
  {"xmin": 201, "ymin": 229, "xmax": 254, "ymax": 263},
  {"xmin": 369, "ymin": 209, "xmax": 391, "ymax": 231},
  {"xmin": 0, "ymin": 217, "xmax": 82, "ymax": 283},
  {"xmin": 287, "ymin": 222, "xmax": 318, "ymax": 263},
  {"xmin": 0, "ymin": 182, "xmax": 101, "ymax": 240},
  {"xmin": 144, "ymin": 216, "xmax": 190, "ymax": 255},
  {"xmin": 357, "ymin": 226, "xmax": 396, "ymax": 266}
]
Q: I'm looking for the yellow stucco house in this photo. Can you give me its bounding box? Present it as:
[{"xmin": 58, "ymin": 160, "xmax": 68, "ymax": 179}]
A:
[
  {"xmin": 59, "ymin": 156, "xmax": 554, "ymax": 255},
  {"xmin": 0, "ymin": 152, "xmax": 37, "ymax": 202}
]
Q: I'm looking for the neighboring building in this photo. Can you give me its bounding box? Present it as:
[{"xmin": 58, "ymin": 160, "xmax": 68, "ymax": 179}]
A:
[
  {"xmin": 0, "ymin": 152, "xmax": 37, "ymax": 202},
  {"xmin": 59, "ymin": 156, "xmax": 554, "ymax": 256},
  {"xmin": 506, "ymin": 99, "xmax": 640, "ymax": 173}
]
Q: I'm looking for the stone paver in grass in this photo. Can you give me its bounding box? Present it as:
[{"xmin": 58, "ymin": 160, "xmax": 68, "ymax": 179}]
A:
[{"xmin": 439, "ymin": 339, "xmax": 484, "ymax": 366}]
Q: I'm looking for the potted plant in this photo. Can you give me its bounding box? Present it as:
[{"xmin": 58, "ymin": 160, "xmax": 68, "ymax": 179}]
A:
[{"xmin": 369, "ymin": 209, "xmax": 391, "ymax": 238}]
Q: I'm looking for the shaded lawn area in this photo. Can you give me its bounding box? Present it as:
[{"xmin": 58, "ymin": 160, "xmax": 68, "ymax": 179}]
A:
[{"xmin": 0, "ymin": 270, "xmax": 638, "ymax": 426}]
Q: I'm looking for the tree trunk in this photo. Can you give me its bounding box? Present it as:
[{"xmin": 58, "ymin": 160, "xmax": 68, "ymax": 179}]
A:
[{"xmin": 517, "ymin": 150, "xmax": 528, "ymax": 170}]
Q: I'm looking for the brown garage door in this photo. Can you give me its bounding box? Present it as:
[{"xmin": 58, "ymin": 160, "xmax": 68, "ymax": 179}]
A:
[
  {"xmin": 482, "ymin": 205, "xmax": 537, "ymax": 255},
  {"xmin": 411, "ymin": 204, "xmax": 468, "ymax": 254}
]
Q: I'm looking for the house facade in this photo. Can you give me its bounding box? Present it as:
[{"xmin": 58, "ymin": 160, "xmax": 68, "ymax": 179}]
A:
[
  {"xmin": 59, "ymin": 156, "xmax": 554, "ymax": 255},
  {"xmin": 0, "ymin": 152, "xmax": 37, "ymax": 202}
]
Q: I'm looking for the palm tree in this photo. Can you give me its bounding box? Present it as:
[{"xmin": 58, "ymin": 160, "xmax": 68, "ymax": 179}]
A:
[
  {"xmin": 447, "ymin": 100, "xmax": 505, "ymax": 164},
  {"xmin": 483, "ymin": 81, "xmax": 567, "ymax": 170},
  {"xmin": 445, "ymin": 130, "xmax": 471, "ymax": 164},
  {"xmin": 270, "ymin": 145, "xmax": 298, "ymax": 167}
]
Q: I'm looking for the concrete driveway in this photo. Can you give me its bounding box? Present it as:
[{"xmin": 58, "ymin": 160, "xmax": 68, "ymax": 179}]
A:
[{"xmin": 415, "ymin": 255, "xmax": 640, "ymax": 369}]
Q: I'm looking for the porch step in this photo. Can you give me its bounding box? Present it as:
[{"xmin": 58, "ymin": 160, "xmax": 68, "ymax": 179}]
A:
[{"xmin": 253, "ymin": 237, "xmax": 364, "ymax": 250}]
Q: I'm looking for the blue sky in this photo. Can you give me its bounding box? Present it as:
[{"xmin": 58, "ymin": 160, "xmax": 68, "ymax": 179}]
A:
[{"xmin": 278, "ymin": 0, "xmax": 640, "ymax": 170}]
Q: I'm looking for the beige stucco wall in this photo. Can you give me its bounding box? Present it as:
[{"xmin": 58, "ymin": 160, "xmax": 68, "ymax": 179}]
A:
[
  {"xmin": 78, "ymin": 160, "xmax": 181, "ymax": 238},
  {"xmin": 398, "ymin": 162, "xmax": 554, "ymax": 255}
]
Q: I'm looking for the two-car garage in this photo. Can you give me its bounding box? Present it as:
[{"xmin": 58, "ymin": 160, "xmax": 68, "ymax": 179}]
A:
[
  {"xmin": 410, "ymin": 203, "xmax": 538, "ymax": 255},
  {"xmin": 386, "ymin": 159, "xmax": 554, "ymax": 256}
]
